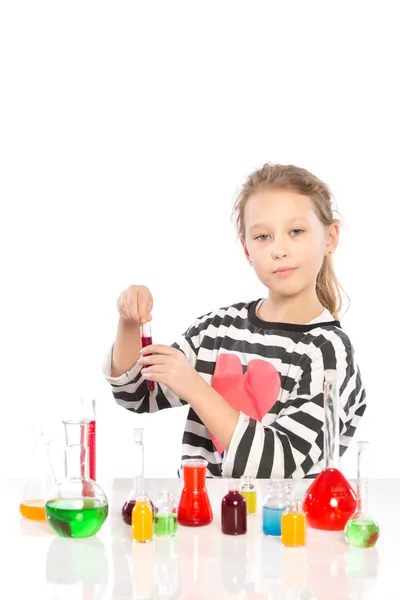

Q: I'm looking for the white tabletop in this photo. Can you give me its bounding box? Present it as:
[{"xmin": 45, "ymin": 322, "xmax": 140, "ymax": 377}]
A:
[{"xmin": 4, "ymin": 477, "xmax": 397, "ymax": 599}]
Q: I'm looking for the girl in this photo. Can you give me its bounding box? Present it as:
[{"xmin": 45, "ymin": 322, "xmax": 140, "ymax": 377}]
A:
[{"xmin": 103, "ymin": 163, "xmax": 366, "ymax": 479}]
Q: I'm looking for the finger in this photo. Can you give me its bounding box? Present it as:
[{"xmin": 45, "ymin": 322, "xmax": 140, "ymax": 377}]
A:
[
  {"xmin": 138, "ymin": 287, "xmax": 152, "ymax": 324},
  {"xmin": 140, "ymin": 344, "xmax": 174, "ymax": 356},
  {"xmin": 117, "ymin": 292, "xmax": 134, "ymax": 321},
  {"xmin": 141, "ymin": 366, "xmax": 167, "ymax": 379},
  {"xmin": 137, "ymin": 354, "xmax": 168, "ymax": 366}
]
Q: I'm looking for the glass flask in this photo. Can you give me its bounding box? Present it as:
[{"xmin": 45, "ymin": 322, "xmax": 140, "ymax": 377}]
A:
[
  {"xmin": 154, "ymin": 490, "xmax": 178, "ymax": 537},
  {"xmin": 302, "ymin": 370, "xmax": 357, "ymax": 530},
  {"xmin": 281, "ymin": 499, "xmax": 307, "ymax": 547},
  {"xmin": 221, "ymin": 479, "xmax": 247, "ymax": 535},
  {"xmin": 239, "ymin": 475, "xmax": 257, "ymax": 515},
  {"xmin": 45, "ymin": 419, "xmax": 109, "ymax": 538},
  {"xmin": 344, "ymin": 440, "xmax": 380, "ymax": 548},
  {"xmin": 262, "ymin": 481, "xmax": 291, "ymax": 536},
  {"xmin": 20, "ymin": 423, "xmax": 55, "ymax": 521},
  {"xmin": 132, "ymin": 496, "xmax": 153, "ymax": 543},
  {"xmin": 121, "ymin": 428, "xmax": 154, "ymax": 525},
  {"xmin": 177, "ymin": 459, "xmax": 213, "ymax": 526}
]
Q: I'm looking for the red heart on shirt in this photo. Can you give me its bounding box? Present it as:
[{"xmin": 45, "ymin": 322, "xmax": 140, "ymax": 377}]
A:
[{"xmin": 210, "ymin": 354, "xmax": 281, "ymax": 454}]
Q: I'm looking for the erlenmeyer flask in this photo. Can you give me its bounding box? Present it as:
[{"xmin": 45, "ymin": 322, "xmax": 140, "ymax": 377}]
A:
[
  {"xmin": 45, "ymin": 419, "xmax": 109, "ymax": 538},
  {"xmin": 344, "ymin": 440, "xmax": 380, "ymax": 548},
  {"xmin": 121, "ymin": 428, "xmax": 154, "ymax": 525},
  {"xmin": 177, "ymin": 459, "xmax": 213, "ymax": 526},
  {"xmin": 20, "ymin": 424, "xmax": 55, "ymax": 521},
  {"xmin": 302, "ymin": 370, "xmax": 357, "ymax": 530}
]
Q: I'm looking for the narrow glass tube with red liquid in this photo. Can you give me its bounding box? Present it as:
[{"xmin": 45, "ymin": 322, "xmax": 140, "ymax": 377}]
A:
[
  {"xmin": 121, "ymin": 428, "xmax": 154, "ymax": 525},
  {"xmin": 177, "ymin": 459, "xmax": 213, "ymax": 526},
  {"xmin": 141, "ymin": 321, "xmax": 155, "ymax": 392},
  {"xmin": 302, "ymin": 370, "xmax": 357, "ymax": 530},
  {"xmin": 80, "ymin": 398, "xmax": 96, "ymax": 481}
]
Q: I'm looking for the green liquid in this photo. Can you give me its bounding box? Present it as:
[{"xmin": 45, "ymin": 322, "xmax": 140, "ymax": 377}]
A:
[
  {"xmin": 344, "ymin": 519, "xmax": 380, "ymax": 548},
  {"xmin": 154, "ymin": 514, "xmax": 178, "ymax": 536},
  {"xmin": 45, "ymin": 498, "xmax": 108, "ymax": 538}
]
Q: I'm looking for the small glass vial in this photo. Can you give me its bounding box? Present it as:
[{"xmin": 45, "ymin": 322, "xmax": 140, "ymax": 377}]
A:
[
  {"xmin": 221, "ymin": 479, "xmax": 247, "ymax": 535},
  {"xmin": 154, "ymin": 491, "xmax": 178, "ymax": 537},
  {"xmin": 239, "ymin": 476, "xmax": 257, "ymax": 515},
  {"xmin": 132, "ymin": 497, "xmax": 153, "ymax": 543},
  {"xmin": 262, "ymin": 481, "xmax": 291, "ymax": 536},
  {"xmin": 281, "ymin": 499, "xmax": 307, "ymax": 547}
]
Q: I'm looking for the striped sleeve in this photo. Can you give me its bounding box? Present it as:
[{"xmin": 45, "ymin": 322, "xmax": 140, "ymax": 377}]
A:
[
  {"xmin": 102, "ymin": 312, "xmax": 215, "ymax": 414},
  {"xmin": 221, "ymin": 331, "xmax": 367, "ymax": 479}
]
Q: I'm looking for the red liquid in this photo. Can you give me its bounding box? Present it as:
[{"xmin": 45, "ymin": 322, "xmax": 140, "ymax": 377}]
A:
[
  {"xmin": 302, "ymin": 468, "xmax": 357, "ymax": 530},
  {"xmin": 121, "ymin": 498, "xmax": 155, "ymax": 525},
  {"xmin": 141, "ymin": 334, "xmax": 155, "ymax": 392},
  {"xmin": 80, "ymin": 420, "xmax": 96, "ymax": 481},
  {"xmin": 178, "ymin": 464, "xmax": 213, "ymax": 526},
  {"xmin": 221, "ymin": 491, "xmax": 247, "ymax": 535}
]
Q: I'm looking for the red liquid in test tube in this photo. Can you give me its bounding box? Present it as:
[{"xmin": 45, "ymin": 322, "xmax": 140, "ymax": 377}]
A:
[{"xmin": 141, "ymin": 322, "xmax": 155, "ymax": 392}]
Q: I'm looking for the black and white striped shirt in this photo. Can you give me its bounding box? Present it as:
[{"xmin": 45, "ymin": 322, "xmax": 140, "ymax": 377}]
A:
[{"xmin": 103, "ymin": 300, "xmax": 366, "ymax": 479}]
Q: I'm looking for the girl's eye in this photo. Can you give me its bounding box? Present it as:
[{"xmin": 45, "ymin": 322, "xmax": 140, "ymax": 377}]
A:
[
  {"xmin": 291, "ymin": 229, "xmax": 304, "ymax": 236},
  {"xmin": 255, "ymin": 234, "xmax": 270, "ymax": 241}
]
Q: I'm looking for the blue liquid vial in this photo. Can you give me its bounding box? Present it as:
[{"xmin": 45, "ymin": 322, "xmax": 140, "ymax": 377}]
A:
[
  {"xmin": 263, "ymin": 506, "xmax": 285, "ymax": 536},
  {"xmin": 262, "ymin": 481, "xmax": 291, "ymax": 537}
]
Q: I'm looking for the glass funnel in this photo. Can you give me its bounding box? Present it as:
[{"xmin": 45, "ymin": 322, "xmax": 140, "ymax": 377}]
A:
[
  {"xmin": 302, "ymin": 370, "xmax": 357, "ymax": 530},
  {"xmin": 177, "ymin": 459, "xmax": 213, "ymax": 526},
  {"xmin": 344, "ymin": 440, "xmax": 380, "ymax": 548},
  {"xmin": 44, "ymin": 419, "xmax": 109, "ymax": 538},
  {"xmin": 20, "ymin": 423, "xmax": 55, "ymax": 521},
  {"xmin": 121, "ymin": 428, "xmax": 154, "ymax": 525}
]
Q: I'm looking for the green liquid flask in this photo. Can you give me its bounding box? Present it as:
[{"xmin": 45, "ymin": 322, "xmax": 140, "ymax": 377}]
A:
[
  {"xmin": 154, "ymin": 491, "xmax": 178, "ymax": 537},
  {"xmin": 45, "ymin": 419, "xmax": 108, "ymax": 538},
  {"xmin": 344, "ymin": 440, "xmax": 380, "ymax": 548}
]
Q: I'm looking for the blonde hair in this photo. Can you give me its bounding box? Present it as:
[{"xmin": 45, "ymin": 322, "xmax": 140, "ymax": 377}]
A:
[{"xmin": 232, "ymin": 163, "xmax": 346, "ymax": 320}]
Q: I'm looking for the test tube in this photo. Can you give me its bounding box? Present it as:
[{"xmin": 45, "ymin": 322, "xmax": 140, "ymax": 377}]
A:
[{"xmin": 141, "ymin": 322, "xmax": 155, "ymax": 392}]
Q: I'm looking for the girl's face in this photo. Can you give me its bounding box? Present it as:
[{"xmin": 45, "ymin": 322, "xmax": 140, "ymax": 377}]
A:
[{"xmin": 242, "ymin": 189, "xmax": 339, "ymax": 299}]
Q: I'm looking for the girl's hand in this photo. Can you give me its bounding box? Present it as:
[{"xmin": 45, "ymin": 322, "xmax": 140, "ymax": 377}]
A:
[
  {"xmin": 117, "ymin": 285, "xmax": 153, "ymax": 324},
  {"xmin": 137, "ymin": 345, "xmax": 204, "ymax": 401}
]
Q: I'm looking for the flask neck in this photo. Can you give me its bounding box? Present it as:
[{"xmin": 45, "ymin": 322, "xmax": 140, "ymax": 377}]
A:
[
  {"xmin": 323, "ymin": 375, "xmax": 340, "ymax": 469},
  {"xmin": 132, "ymin": 434, "xmax": 145, "ymax": 492},
  {"xmin": 183, "ymin": 465, "xmax": 206, "ymax": 489},
  {"xmin": 65, "ymin": 444, "xmax": 88, "ymax": 479},
  {"xmin": 356, "ymin": 441, "xmax": 370, "ymax": 514}
]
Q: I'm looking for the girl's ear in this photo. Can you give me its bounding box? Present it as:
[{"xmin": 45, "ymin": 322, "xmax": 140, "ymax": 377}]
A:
[{"xmin": 325, "ymin": 221, "xmax": 340, "ymax": 255}]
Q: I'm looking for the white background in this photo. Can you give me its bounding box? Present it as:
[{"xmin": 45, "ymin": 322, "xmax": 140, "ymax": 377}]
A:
[{"xmin": 1, "ymin": 1, "xmax": 398, "ymax": 482}]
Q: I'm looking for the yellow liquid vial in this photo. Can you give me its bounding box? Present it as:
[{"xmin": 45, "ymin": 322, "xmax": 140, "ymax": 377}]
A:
[
  {"xmin": 132, "ymin": 499, "xmax": 153, "ymax": 543},
  {"xmin": 241, "ymin": 490, "xmax": 257, "ymax": 514},
  {"xmin": 281, "ymin": 510, "xmax": 306, "ymax": 547},
  {"xmin": 20, "ymin": 500, "xmax": 46, "ymax": 521}
]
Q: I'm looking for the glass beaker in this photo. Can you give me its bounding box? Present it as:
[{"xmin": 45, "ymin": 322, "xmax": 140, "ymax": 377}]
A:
[
  {"xmin": 20, "ymin": 424, "xmax": 55, "ymax": 521},
  {"xmin": 239, "ymin": 475, "xmax": 257, "ymax": 515},
  {"xmin": 121, "ymin": 428, "xmax": 154, "ymax": 525},
  {"xmin": 262, "ymin": 480, "xmax": 291, "ymax": 536},
  {"xmin": 344, "ymin": 440, "xmax": 380, "ymax": 548},
  {"xmin": 281, "ymin": 499, "xmax": 307, "ymax": 547},
  {"xmin": 177, "ymin": 459, "xmax": 213, "ymax": 526},
  {"xmin": 45, "ymin": 419, "xmax": 109, "ymax": 538},
  {"xmin": 221, "ymin": 479, "xmax": 247, "ymax": 535},
  {"xmin": 302, "ymin": 370, "xmax": 357, "ymax": 530},
  {"xmin": 154, "ymin": 490, "xmax": 178, "ymax": 537}
]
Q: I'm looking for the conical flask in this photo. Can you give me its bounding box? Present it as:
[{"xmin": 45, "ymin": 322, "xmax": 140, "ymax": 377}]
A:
[
  {"xmin": 121, "ymin": 428, "xmax": 154, "ymax": 525},
  {"xmin": 44, "ymin": 419, "xmax": 109, "ymax": 538},
  {"xmin": 20, "ymin": 424, "xmax": 55, "ymax": 521},
  {"xmin": 302, "ymin": 370, "xmax": 357, "ymax": 530},
  {"xmin": 344, "ymin": 440, "xmax": 380, "ymax": 548},
  {"xmin": 177, "ymin": 459, "xmax": 213, "ymax": 526}
]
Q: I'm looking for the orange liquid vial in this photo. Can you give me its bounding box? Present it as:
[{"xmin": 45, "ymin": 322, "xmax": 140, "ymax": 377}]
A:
[
  {"xmin": 281, "ymin": 501, "xmax": 306, "ymax": 547},
  {"xmin": 132, "ymin": 498, "xmax": 153, "ymax": 543},
  {"xmin": 20, "ymin": 500, "xmax": 46, "ymax": 521}
]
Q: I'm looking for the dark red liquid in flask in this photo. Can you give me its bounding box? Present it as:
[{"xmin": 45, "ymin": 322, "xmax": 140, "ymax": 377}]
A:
[
  {"xmin": 221, "ymin": 482, "xmax": 247, "ymax": 535},
  {"xmin": 141, "ymin": 322, "xmax": 155, "ymax": 392},
  {"xmin": 302, "ymin": 370, "xmax": 357, "ymax": 530},
  {"xmin": 177, "ymin": 459, "xmax": 213, "ymax": 526},
  {"xmin": 121, "ymin": 498, "xmax": 155, "ymax": 525}
]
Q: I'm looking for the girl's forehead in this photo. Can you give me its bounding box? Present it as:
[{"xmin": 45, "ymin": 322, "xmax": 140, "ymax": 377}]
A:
[{"xmin": 244, "ymin": 190, "xmax": 318, "ymax": 223}]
